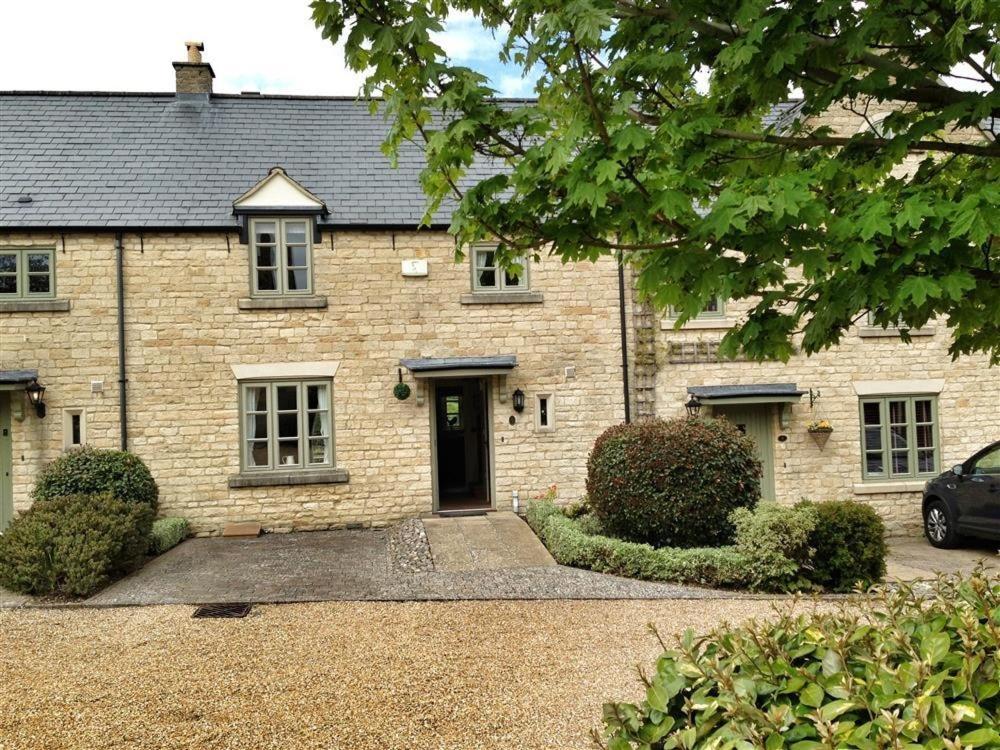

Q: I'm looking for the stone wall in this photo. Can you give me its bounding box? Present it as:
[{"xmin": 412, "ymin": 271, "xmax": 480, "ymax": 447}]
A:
[{"xmin": 1, "ymin": 231, "xmax": 629, "ymax": 533}]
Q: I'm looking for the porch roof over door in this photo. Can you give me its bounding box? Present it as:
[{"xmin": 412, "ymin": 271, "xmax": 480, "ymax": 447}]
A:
[
  {"xmin": 0, "ymin": 369, "xmax": 38, "ymax": 386},
  {"xmin": 687, "ymin": 382, "xmax": 805, "ymax": 405},
  {"xmin": 400, "ymin": 355, "xmax": 517, "ymax": 379}
]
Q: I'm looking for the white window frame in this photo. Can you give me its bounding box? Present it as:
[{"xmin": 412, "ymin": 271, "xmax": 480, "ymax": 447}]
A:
[
  {"xmin": 471, "ymin": 244, "xmax": 529, "ymax": 293},
  {"xmin": 249, "ymin": 218, "xmax": 314, "ymax": 297},
  {"xmin": 859, "ymin": 395, "xmax": 939, "ymax": 481},
  {"xmin": 535, "ymin": 393, "xmax": 555, "ymax": 432},
  {"xmin": 0, "ymin": 247, "xmax": 56, "ymax": 300},
  {"xmin": 62, "ymin": 408, "xmax": 86, "ymax": 450},
  {"xmin": 239, "ymin": 379, "xmax": 334, "ymax": 472}
]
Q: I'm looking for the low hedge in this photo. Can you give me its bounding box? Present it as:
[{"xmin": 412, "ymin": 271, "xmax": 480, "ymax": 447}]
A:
[
  {"xmin": 149, "ymin": 517, "xmax": 189, "ymax": 555},
  {"xmin": 0, "ymin": 493, "xmax": 154, "ymax": 597},
  {"xmin": 527, "ymin": 500, "xmax": 753, "ymax": 589},
  {"xmin": 602, "ymin": 571, "xmax": 1000, "ymax": 749}
]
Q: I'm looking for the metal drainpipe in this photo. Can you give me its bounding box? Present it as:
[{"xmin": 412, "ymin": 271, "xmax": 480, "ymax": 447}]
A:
[
  {"xmin": 617, "ymin": 249, "xmax": 631, "ymax": 424},
  {"xmin": 115, "ymin": 232, "xmax": 128, "ymax": 451}
]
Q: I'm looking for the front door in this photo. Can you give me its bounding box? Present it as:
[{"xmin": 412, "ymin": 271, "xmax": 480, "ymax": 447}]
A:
[
  {"xmin": 433, "ymin": 378, "xmax": 492, "ymax": 511},
  {"xmin": 0, "ymin": 394, "xmax": 13, "ymax": 532},
  {"xmin": 714, "ymin": 406, "xmax": 776, "ymax": 501}
]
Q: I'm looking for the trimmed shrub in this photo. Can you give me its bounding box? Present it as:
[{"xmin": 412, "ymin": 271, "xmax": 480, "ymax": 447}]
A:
[
  {"xmin": 32, "ymin": 446, "xmax": 159, "ymax": 510},
  {"xmin": 149, "ymin": 517, "xmax": 189, "ymax": 555},
  {"xmin": 0, "ymin": 493, "xmax": 154, "ymax": 597},
  {"xmin": 527, "ymin": 500, "xmax": 753, "ymax": 589},
  {"xmin": 799, "ymin": 499, "xmax": 887, "ymax": 591},
  {"xmin": 587, "ymin": 418, "xmax": 761, "ymax": 548},
  {"xmin": 731, "ymin": 502, "xmax": 818, "ymax": 592},
  {"xmin": 602, "ymin": 571, "xmax": 1000, "ymax": 749}
]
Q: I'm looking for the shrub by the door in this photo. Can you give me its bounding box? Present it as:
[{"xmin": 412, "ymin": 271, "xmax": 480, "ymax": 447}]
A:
[
  {"xmin": 0, "ymin": 493, "xmax": 154, "ymax": 597},
  {"xmin": 32, "ymin": 446, "xmax": 159, "ymax": 510},
  {"xmin": 798, "ymin": 499, "xmax": 887, "ymax": 591},
  {"xmin": 587, "ymin": 418, "xmax": 761, "ymax": 548}
]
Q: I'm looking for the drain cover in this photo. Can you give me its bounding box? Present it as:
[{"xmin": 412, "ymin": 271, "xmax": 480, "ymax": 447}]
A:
[{"xmin": 192, "ymin": 602, "xmax": 253, "ymax": 619}]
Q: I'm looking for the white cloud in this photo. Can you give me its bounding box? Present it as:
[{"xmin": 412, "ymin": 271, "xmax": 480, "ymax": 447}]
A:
[{"xmin": 0, "ymin": 0, "xmax": 365, "ymax": 95}]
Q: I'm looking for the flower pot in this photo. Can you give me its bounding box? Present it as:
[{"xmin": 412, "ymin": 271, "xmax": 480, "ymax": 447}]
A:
[{"xmin": 808, "ymin": 428, "xmax": 833, "ymax": 449}]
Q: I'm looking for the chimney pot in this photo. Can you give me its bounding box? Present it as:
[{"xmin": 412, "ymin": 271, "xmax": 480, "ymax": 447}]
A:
[{"xmin": 185, "ymin": 41, "xmax": 205, "ymax": 64}]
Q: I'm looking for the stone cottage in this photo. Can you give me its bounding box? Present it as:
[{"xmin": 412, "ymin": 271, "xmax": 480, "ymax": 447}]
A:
[{"xmin": 1, "ymin": 44, "xmax": 996, "ymax": 535}]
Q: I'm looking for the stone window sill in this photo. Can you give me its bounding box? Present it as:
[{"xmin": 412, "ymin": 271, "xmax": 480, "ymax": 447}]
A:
[
  {"xmin": 460, "ymin": 291, "xmax": 544, "ymax": 305},
  {"xmin": 661, "ymin": 317, "xmax": 735, "ymax": 331},
  {"xmin": 228, "ymin": 468, "xmax": 349, "ymax": 488},
  {"xmin": 238, "ymin": 295, "xmax": 328, "ymax": 311},
  {"xmin": 858, "ymin": 326, "xmax": 935, "ymax": 338},
  {"xmin": 0, "ymin": 299, "xmax": 71, "ymax": 313},
  {"xmin": 853, "ymin": 480, "xmax": 928, "ymax": 495}
]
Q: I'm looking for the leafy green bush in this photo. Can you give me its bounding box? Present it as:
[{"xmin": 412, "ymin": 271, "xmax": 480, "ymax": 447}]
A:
[
  {"xmin": 799, "ymin": 499, "xmax": 887, "ymax": 591},
  {"xmin": 0, "ymin": 493, "xmax": 154, "ymax": 597},
  {"xmin": 602, "ymin": 571, "xmax": 1000, "ymax": 749},
  {"xmin": 33, "ymin": 446, "xmax": 159, "ymax": 510},
  {"xmin": 731, "ymin": 502, "xmax": 818, "ymax": 592},
  {"xmin": 586, "ymin": 418, "xmax": 761, "ymax": 548},
  {"xmin": 528, "ymin": 500, "xmax": 754, "ymax": 589},
  {"xmin": 149, "ymin": 517, "xmax": 189, "ymax": 555}
]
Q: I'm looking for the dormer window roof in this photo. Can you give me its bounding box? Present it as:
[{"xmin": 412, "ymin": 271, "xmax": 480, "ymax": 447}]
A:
[{"xmin": 233, "ymin": 166, "xmax": 327, "ymax": 216}]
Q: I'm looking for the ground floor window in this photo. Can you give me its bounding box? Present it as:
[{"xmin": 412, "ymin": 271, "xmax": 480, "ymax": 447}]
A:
[
  {"xmin": 240, "ymin": 380, "xmax": 333, "ymax": 471},
  {"xmin": 62, "ymin": 408, "xmax": 86, "ymax": 449},
  {"xmin": 859, "ymin": 395, "xmax": 938, "ymax": 480}
]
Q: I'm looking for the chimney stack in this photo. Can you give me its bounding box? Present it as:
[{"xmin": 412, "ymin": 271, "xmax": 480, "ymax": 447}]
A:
[{"xmin": 173, "ymin": 41, "xmax": 214, "ymax": 95}]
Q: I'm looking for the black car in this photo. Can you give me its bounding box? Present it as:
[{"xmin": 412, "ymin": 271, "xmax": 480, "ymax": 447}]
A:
[{"xmin": 923, "ymin": 441, "xmax": 1000, "ymax": 548}]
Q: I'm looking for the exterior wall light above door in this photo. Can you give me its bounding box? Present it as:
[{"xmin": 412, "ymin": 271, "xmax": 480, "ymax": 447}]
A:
[{"xmin": 25, "ymin": 379, "xmax": 46, "ymax": 418}]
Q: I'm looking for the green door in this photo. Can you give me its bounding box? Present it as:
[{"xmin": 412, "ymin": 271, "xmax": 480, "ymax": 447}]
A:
[
  {"xmin": 715, "ymin": 406, "xmax": 776, "ymax": 501},
  {"xmin": 0, "ymin": 394, "xmax": 13, "ymax": 532}
]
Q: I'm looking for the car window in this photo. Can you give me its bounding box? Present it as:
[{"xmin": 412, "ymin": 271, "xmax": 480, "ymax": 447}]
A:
[{"xmin": 971, "ymin": 446, "xmax": 1000, "ymax": 475}]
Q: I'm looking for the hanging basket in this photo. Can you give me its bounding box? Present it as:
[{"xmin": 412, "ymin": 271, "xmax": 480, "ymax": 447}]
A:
[
  {"xmin": 393, "ymin": 382, "xmax": 412, "ymax": 401},
  {"xmin": 808, "ymin": 427, "xmax": 833, "ymax": 448}
]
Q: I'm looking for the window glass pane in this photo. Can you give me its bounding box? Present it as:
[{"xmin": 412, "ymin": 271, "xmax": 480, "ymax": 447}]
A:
[
  {"xmin": 308, "ymin": 411, "xmax": 329, "ymax": 437},
  {"xmin": 0, "ymin": 276, "xmax": 17, "ymax": 294},
  {"xmin": 504, "ymin": 268, "xmax": 523, "ymax": 287},
  {"xmin": 27, "ymin": 253, "xmax": 50, "ymax": 273},
  {"xmin": 890, "ymin": 425, "xmax": 908, "ymax": 450},
  {"xmin": 28, "ymin": 275, "xmax": 50, "ymax": 294},
  {"xmin": 257, "ymin": 269, "xmax": 277, "ymax": 291},
  {"xmin": 917, "ymin": 450, "xmax": 935, "ymax": 473},
  {"xmin": 914, "ymin": 399, "xmax": 932, "ymax": 423},
  {"xmin": 256, "ymin": 246, "xmax": 276, "ymax": 268},
  {"xmin": 0, "ymin": 254, "xmax": 16, "ymax": 273},
  {"xmin": 287, "ymin": 269, "xmax": 309, "ymax": 291},
  {"xmin": 276, "ymin": 385, "xmax": 298, "ymax": 411},
  {"xmin": 284, "ymin": 223, "xmax": 308, "ymax": 245},
  {"xmin": 71, "ymin": 414, "xmax": 82, "ymax": 445},
  {"xmin": 476, "ymin": 250, "xmax": 495, "ymax": 269},
  {"xmin": 864, "ymin": 427, "xmax": 882, "ymax": 451},
  {"xmin": 278, "ymin": 441, "xmax": 300, "ymax": 466},
  {"xmin": 248, "ymin": 441, "xmax": 269, "ymax": 467},
  {"xmin": 254, "ymin": 223, "xmax": 277, "ymax": 244},
  {"xmin": 915, "ymin": 424, "xmax": 934, "ymax": 449},
  {"xmin": 888, "ymin": 400, "xmax": 907, "ymax": 424},
  {"xmin": 308, "ymin": 438, "xmax": 329, "ymax": 465},
  {"xmin": 307, "ymin": 384, "xmax": 328, "ymax": 411},
  {"xmin": 539, "ymin": 397, "xmax": 549, "ymax": 427},
  {"xmin": 247, "ymin": 414, "xmax": 268, "ymax": 439},
  {"xmin": 477, "ymin": 269, "xmax": 496, "ymax": 288},
  {"xmin": 278, "ymin": 412, "xmax": 299, "ymax": 438},
  {"xmin": 704, "ymin": 297, "xmax": 720, "ymax": 313},
  {"xmin": 866, "ymin": 453, "xmax": 884, "ymax": 474},
  {"xmin": 287, "ymin": 245, "xmax": 308, "ymax": 267},
  {"xmin": 244, "ymin": 386, "xmax": 267, "ymax": 412},
  {"xmin": 892, "ymin": 452, "xmax": 910, "ymax": 474},
  {"xmin": 862, "ymin": 402, "xmax": 881, "ymax": 425}
]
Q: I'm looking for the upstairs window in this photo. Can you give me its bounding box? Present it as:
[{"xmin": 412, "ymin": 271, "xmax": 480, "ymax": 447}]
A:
[
  {"xmin": 0, "ymin": 248, "xmax": 55, "ymax": 299},
  {"xmin": 472, "ymin": 245, "xmax": 528, "ymax": 293},
  {"xmin": 860, "ymin": 395, "xmax": 938, "ymax": 481},
  {"xmin": 668, "ymin": 296, "xmax": 725, "ymax": 320},
  {"xmin": 250, "ymin": 219, "xmax": 312, "ymax": 296}
]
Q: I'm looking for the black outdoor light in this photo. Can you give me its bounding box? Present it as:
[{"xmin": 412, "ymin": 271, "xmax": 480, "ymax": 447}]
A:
[
  {"xmin": 512, "ymin": 388, "xmax": 525, "ymax": 413},
  {"xmin": 25, "ymin": 378, "xmax": 46, "ymax": 418},
  {"xmin": 685, "ymin": 395, "xmax": 702, "ymax": 418}
]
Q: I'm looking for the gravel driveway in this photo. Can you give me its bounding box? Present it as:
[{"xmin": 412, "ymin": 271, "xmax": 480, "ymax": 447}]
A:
[{"xmin": 0, "ymin": 599, "xmax": 830, "ymax": 750}]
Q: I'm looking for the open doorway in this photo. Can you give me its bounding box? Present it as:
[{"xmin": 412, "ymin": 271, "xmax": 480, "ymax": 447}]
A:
[{"xmin": 432, "ymin": 378, "xmax": 492, "ymax": 511}]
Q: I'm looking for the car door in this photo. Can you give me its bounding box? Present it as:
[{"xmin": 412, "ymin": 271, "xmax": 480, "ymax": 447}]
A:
[{"xmin": 964, "ymin": 445, "xmax": 1000, "ymax": 533}]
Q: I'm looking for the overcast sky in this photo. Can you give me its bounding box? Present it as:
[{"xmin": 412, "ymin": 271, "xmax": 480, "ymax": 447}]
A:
[{"xmin": 0, "ymin": 0, "xmax": 535, "ymax": 97}]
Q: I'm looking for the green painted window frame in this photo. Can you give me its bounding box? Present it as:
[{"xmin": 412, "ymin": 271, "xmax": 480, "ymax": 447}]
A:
[
  {"xmin": 239, "ymin": 379, "xmax": 334, "ymax": 473},
  {"xmin": 471, "ymin": 244, "xmax": 529, "ymax": 293},
  {"xmin": 668, "ymin": 296, "xmax": 725, "ymax": 319},
  {"xmin": 859, "ymin": 395, "xmax": 939, "ymax": 481},
  {"xmin": 0, "ymin": 247, "xmax": 56, "ymax": 300},
  {"xmin": 249, "ymin": 218, "xmax": 314, "ymax": 297}
]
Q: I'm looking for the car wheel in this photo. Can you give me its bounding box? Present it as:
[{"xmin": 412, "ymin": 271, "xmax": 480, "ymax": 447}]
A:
[{"xmin": 924, "ymin": 500, "xmax": 959, "ymax": 549}]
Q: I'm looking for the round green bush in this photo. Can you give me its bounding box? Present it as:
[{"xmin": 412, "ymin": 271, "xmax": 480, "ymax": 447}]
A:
[
  {"xmin": 798, "ymin": 499, "xmax": 887, "ymax": 591},
  {"xmin": 0, "ymin": 493, "xmax": 154, "ymax": 597},
  {"xmin": 586, "ymin": 418, "xmax": 761, "ymax": 548},
  {"xmin": 32, "ymin": 446, "xmax": 158, "ymax": 510}
]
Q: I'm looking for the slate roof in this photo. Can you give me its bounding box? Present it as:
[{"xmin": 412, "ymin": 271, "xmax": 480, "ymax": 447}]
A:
[
  {"xmin": 687, "ymin": 383, "xmax": 805, "ymax": 400},
  {"xmin": 400, "ymin": 355, "xmax": 517, "ymax": 372},
  {"xmin": 1, "ymin": 91, "xmax": 804, "ymax": 230}
]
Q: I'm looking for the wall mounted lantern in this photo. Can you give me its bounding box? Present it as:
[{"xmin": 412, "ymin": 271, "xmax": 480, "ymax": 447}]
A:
[
  {"xmin": 25, "ymin": 378, "xmax": 46, "ymax": 418},
  {"xmin": 512, "ymin": 388, "xmax": 525, "ymax": 413},
  {"xmin": 685, "ymin": 395, "xmax": 702, "ymax": 418}
]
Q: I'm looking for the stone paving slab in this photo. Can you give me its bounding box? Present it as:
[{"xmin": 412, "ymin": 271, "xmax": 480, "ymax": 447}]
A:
[
  {"xmin": 886, "ymin": 537, "xmax": 1000, "ymax": 581},
  {"xmin": 423, "ymin": 512, "xmax": 556, "ymax": 572}
]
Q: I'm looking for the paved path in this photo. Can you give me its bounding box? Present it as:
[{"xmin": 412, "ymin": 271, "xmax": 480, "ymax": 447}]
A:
[
  {"xmin": 423, "ymin": 512, "xmax": 555, "ymax": 571},
  {"xmin": 886, "ymin": 537, "xmax": 1000, "ymax": 581}
]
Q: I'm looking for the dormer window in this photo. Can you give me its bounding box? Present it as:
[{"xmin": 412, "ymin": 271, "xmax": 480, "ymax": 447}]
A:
[{"xmin": 251, "ymin": 218, "xmax": 312, "ymax": 296}]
